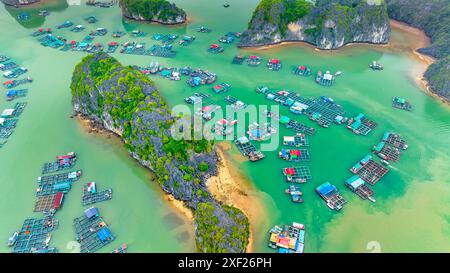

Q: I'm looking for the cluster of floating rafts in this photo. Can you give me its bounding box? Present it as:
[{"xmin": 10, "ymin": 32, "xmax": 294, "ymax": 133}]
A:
[{"xmin": 268, "ymin": 222, "xmax": 305, "ymax": 253}]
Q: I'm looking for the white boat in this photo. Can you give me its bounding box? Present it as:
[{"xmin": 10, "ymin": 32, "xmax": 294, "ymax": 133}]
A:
[{"xmin": 7, "ymin": 231, "xmax": 19, "ymax": 247}]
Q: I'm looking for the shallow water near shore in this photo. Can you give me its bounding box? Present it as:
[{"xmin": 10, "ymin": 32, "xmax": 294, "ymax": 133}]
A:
[{"xmin": 0, "ymin": 0, "xmax": 449, "ymax": 253}]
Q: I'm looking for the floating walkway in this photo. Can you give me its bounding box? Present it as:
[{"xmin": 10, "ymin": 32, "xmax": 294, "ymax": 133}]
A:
[
  {"xmin": 187, "ymin": 69, "xmax": 217, "ymax": 87},
  {"xmin": 41, "ymin": 152, "xmax": 77, "ymax": 175},
  {"xmin": 82, "ymin": 182, "xmax": 113, "ymax": 206},
  {"xmin": 224, "ymin": 95, "xmax": 247, "ymax": 110},
  {"xmin": 232, "ymin": 55, "xmax": 246, "ymax": 64},
  {"xmin": 74, "ymin": 207, "xmax": 115, "ymax": 253},
  {"xmin": 235, "ymin": 136, "xmax": 265, "ymax": 162},
  {"xmin": 6, "ymin": 89, "xmax": 28, "ymax": 101},
  {"xmin": 257, "ymin": 86, "xmax": 347, "ymax": 128},
  {"xmin": 350, "ymin": 155, "xmax": 389, "ymax": 185},
  {"xmin": 279, "ymin": 149, "xmax": 310, "ymax": 162},
  {"xmin": 282, "ymin": 134, "xmax": 309, "ymax": 147},
  {"xmin": 268, "ymin": 222, "xmax": 305, "ymax": 253},
  {"xmin": 345, "ymin": 175, "xmax": 375, "ymax": 202},
  {"xmin": 3, "ymin": 77, "xmax": 33, "ymax": 89},
  {"xmin": 283, "ymin": 167, "xmax": 312, "ymax": 183},
  {"xmin": 266, "ymin": 111, "xmax": 315, "ymax": 136},
  {"xmin": 11, "ymin": 216, "xmax": 59, "ymax": 253},
  {"xmin": 37, "ymin": 170, "xmax": 82, "ymax": 184},
  {"xmin": 292, "ymin": 65, "xmax": 311, "ymax": 76},
  {"xmin": 347, "ymin": 113, "xmax": 377, "ymax": 136},
  {"xmin": 373, "ymin": 132, "xmax": 408, "ymax": 162}
]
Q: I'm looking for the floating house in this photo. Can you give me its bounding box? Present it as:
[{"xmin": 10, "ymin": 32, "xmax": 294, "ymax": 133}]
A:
[
  {"xmin": 347, "ymin": 113, "xmax": 377, "ymax": 135},
  {"xmin": 197, "ymin": 26, "xmax": 212, "ymax": 33},
  {"xmin": 315, "ymin": 182, "xmax": 346, "ymax": 211},
  {"xmin": 207, "ymin": 44, "xmax": 224, "ymax": 54},
  {"xmin": 247, "ymin": 55, "xmax": 262, "ymax": 66},
  {"xmin": 392, "ymin": 97, "xmax": 412, "ymax": 111},
  {"xmin": 285, "ymin": 185, "xmax": 303, "ymax": 203},
  {"xmin": 268, "ymin": 222, "xmax": 305, "ymax": 253},
  {"xmin": 235, "ymin": 136, "xmax": 265, "ymax": 161},
  {"xmin": 212, "ymin": 82, "xmax": 231, "ymax": 93},
  {"xmin": 283, "ymin": 167, "xmax": 312, "ymax": 183},
  {"xmin": 315, "ymin": 70, "xmax": 334, "ymax": 86},
  {"xmin": 345, "ymin": 175, "xmax": 375, "ymax": 202},
  {"xmin": 293, "ymin": 65, "xmax": 311, "ymax": 76},
  {"xmin": 267, "ymin": 59, "xmax": 282, "ymax": 71}
]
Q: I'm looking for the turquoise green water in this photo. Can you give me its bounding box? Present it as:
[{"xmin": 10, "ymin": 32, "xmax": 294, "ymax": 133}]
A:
[{"xmin": 0, "ymin": 0, "xmax": 449, "ymax": 253}]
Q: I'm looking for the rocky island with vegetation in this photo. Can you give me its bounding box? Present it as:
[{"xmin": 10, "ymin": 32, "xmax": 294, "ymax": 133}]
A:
[
  {"xmin": 1, "ymin": 0, "xmax": 40, "ymax": 6},
  {"xmin": 238, "ymin": 0, "xmax": 391, "ymax": 50},
  {"xmin": 70, "ymin": 53, "xmax": 249, "ymax": 252},
  {"xmin": 385, "ymin": 0, "xmax": 449, "ymax": 102},
  {"xmin": 118, "ymin": 0, "xmax": 187, "ymax": 25}
]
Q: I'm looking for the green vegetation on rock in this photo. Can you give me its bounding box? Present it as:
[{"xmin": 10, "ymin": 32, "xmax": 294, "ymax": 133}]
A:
[
  {"xmin": 71, "ymin": 53, "xmax": 250, "ymax": 253},
  {"xmin": 119, "ymin": 0, "xmax": 186, "ymax": 24},
  {"xmin": 385, "ymin": 0, "xmax": 449, "ymax": 102},
  {"xmin": 240, "ymin": 0, "xmax": 390, "ymax": 49},
  {"xmin": 195, "ymin": 202, "xmax": 250, "ymax": 253}
]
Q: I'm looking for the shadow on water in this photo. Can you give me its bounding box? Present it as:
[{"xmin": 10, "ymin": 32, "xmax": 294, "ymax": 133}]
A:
[{"xmin": 3, "ymin": 0, "xmax": 68, "ymax": 28}]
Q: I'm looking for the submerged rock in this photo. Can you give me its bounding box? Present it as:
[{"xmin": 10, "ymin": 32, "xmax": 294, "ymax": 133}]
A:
[
  {"xmin": 70, "ymin": 53, "xmax": 249, "ymax": 252},
  {"xmin": 118, "ymin": 0, "xmax": 187, "ymax": 25},
  {"xmin": 239, "ymin": 0, "xmax": 391, "ymax": 50}
]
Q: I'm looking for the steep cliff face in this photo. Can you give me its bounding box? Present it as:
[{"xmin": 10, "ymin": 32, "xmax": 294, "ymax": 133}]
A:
[
  {"xmin": 71, "ymin": 53, "xmax": 249, "ymax": 252},
  {"xmin": 119, "ymin": 0, "xmax": 186, "ymax": 25},
  {"xmin": 385, "ymin": 0, "xmax": 449, "ymax": 102},
  {"xmin": 239, "ymin": 0, "xmax": 391, "ymax": 49}
]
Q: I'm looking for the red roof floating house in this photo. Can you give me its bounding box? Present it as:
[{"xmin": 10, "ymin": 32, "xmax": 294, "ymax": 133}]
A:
[
  {"xmin": 284, "ymin": 168, "xmax": 296, "ymax": 175},
  {"xmin": 218, "ymin": 118, "xmax": 228, "ymax": 125},
  {"xmin": 290, "ymin": 150, "xmax": 301, "ymax": 156},
  {"xmin": 53, "ymin": 192, "xmax": 64, "ymax": 209},
  {"xmin": 109, "ymin": 41, "xmax": 118, "ymax": 46},
  {"xmin": 3, "ymin": 80, "xmax": 13, "ymax": 87},
  {"xmin": 210, "ymin": 44, "xmax": 219, "ymax": 49},
  {"xmin": 249, "ymin": 55, "xmax": 258, "ymax": 59},
  {"xmin": 269, "ymin": 59, "xmax": 280, "ymax": 64},
  {"xmin": 299, "ymin": 66, "xmax": 306, "ymax": 70},
  {"xmin": 70, "ymin": 40, "xmax": 76, "ymax": 45}
]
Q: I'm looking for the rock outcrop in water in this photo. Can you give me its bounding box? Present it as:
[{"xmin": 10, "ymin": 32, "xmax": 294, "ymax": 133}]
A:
[
  {"xmin": 71, "ymin": 53, "xmax": 249, "ymax": 253},
  {"xmin": 385, "ymin": 0, "xmax": 449, "ymax": 102},
  {"xmin": 118, "ymin": 0, "xmax": 186, "ymax": 25},
  {"xmin": 239, "ymin": 0, "xmax": 391, "ymax": 49}
]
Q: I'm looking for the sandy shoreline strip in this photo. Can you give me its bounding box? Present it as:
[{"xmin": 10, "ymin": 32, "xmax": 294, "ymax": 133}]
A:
[
  {"xmin": 76, "ymin": 114, "xmax": 262, "ymax": 252},
  {"xmin": 206, "ymin": 142, "xmax": 269, "ymax": 253}
]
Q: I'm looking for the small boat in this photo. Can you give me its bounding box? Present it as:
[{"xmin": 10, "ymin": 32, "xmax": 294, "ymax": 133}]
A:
[
  {"xmin": 335, "ymin": 71, "xmax": 343, "ymax": 76},
  {"xmin": 224, "ymin": 3, "xmax": 230, "ymax": 8},
  {"xmin": 44, "ymin": 233, "xmax": 52, "ymax": 246},
  {"xmin": 380, "ymin": 159, "xmax": 390, "ymax": 166},
  {"xmin": 39, "ymin": 10, "xmax": 50, "ymax": 17},
  {"xmin": 7, "ymin": 231, "xmax": 19, "ymax": 247},
  {"xmin": 369, "ymin": 61, "xmax": 383, "ymax": 70}
]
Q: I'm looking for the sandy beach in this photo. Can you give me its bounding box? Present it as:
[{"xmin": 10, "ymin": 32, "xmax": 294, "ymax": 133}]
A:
[{"xmin": 206, "ymin": 142, "xmax": 269, "ymax": 253}]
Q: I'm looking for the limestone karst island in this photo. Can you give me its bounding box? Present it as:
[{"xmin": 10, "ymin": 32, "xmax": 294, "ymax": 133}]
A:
[{"xmin": 0, "ymin": 0, "xmax": 449, "ymax": 260}]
